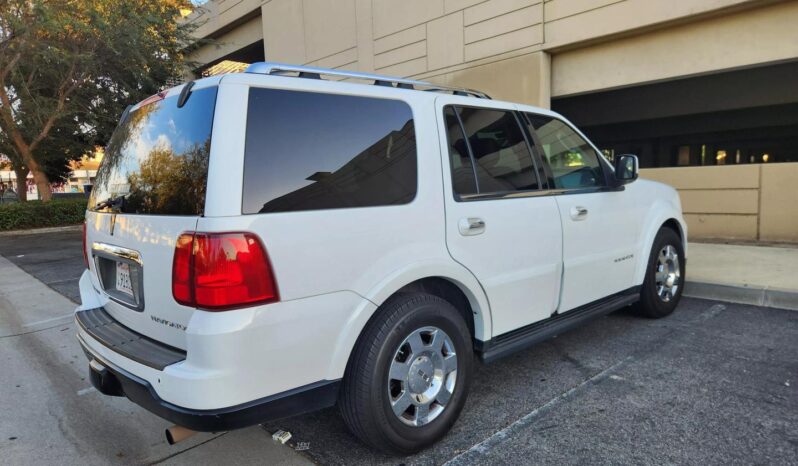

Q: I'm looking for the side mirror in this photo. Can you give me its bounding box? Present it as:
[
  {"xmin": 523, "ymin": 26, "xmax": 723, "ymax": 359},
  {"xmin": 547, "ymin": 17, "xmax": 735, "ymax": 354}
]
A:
[{"xmin": 613, "ymin": 154, "xmax": 638, "ymax": 186}]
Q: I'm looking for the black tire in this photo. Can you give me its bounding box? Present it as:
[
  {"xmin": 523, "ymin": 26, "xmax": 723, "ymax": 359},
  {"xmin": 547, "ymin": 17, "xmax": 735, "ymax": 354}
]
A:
[
  {"xmin": 339, "ymin": 293, "xmax": 473, "ymax": 455},
  {"xmin": 635, "ymin": 227, "xmax": 685, "ymax": 318}
]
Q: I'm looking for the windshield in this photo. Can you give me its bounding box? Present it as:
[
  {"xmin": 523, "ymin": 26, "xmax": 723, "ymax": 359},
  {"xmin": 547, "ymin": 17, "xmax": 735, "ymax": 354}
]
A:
[{"xmin": 89, "ymin": 86, "xmax": 218, "ymax": 215}]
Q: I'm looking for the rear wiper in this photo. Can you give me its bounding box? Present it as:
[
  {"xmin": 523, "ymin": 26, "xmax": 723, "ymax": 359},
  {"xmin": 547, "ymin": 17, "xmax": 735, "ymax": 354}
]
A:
[{"xmin": 94, "ymin": 194, "xmax": 127, "ymax": 211}]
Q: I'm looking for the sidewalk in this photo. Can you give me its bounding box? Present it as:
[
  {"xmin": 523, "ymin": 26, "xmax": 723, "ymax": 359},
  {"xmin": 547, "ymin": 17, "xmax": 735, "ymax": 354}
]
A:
[
  {"xmin": 685, "ymin": 242, "xmax": 798, "ymax": 311},
  {"xmin": 0, "ymin": 255, "xmax": 310, "ymax": 466}
]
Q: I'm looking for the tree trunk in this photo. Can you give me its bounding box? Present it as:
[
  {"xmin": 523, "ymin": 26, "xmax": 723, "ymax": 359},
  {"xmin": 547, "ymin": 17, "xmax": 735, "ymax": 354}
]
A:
[
  {"xmin": 31, "ymin": 167, "xmax": 52, "ymax": 201},
  {"xmin": 13, "ymin": 166, "xmax": 29, "ymax": 202},
  {"xmin": 15, "ymin": 145, "xmax": 51, "ymax": 201}
]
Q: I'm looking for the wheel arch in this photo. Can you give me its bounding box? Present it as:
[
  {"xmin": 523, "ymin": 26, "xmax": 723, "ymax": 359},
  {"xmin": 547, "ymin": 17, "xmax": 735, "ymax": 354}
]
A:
[
  {"xmin": 634, "ymin": 207, "xmax": 688, "ymax": 285},
  {"xmin": 392, "ymin": 277, "xmax": 478, "ymax": 342},
  {"xmin": 364, "ymin": 261, "xmax": 491, "ymax": 341},
  {"xmin": 325, "ymin": 262, "xmax": 492, "ymax": 382}
]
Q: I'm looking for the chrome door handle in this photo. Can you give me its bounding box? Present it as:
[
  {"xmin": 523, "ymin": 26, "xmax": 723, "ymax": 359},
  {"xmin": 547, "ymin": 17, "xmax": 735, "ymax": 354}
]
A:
[
  {"xmin": 458, "ymin": 217, "xmax": 485, "ymax": 236},
  {"xmin": 570, "ymin": 206, "xmax": 588, "ymax": 221}
]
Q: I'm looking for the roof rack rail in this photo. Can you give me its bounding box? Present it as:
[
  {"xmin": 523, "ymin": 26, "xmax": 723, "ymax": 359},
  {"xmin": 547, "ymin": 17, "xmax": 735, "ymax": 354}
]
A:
[{"xmin": 245, "ymin": 62, "xmax": 491, "ymax": 99}]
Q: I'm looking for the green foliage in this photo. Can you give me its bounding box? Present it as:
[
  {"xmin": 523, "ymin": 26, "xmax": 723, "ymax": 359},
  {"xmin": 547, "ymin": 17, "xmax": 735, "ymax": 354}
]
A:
[
  {"xmin": 0, "ymin": 198, "xmax": 86, "ymax": 230},
  {"xmin": 0, "ymin": 0, "xmax": 201, "ymax": 199}
]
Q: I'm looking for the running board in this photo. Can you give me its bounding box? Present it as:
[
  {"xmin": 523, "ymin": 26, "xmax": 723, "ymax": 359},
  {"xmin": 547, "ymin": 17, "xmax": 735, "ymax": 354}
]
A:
[{"xmin": 477, "ymin": 287, "xmax": 640, "ymax": 364}]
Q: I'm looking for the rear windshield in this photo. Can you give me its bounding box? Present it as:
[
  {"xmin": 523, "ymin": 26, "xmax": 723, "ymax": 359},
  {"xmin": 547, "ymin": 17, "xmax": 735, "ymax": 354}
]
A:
[{"xmin": 89, "ymin": 86, "xmax": 217, "ymax": 215}]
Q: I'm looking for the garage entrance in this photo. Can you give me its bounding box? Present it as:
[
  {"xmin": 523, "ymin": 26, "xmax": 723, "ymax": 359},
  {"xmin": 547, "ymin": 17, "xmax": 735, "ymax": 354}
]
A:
[{"xmin": 552, "ymin": 61, "xmax": 798, "ymax": 168}]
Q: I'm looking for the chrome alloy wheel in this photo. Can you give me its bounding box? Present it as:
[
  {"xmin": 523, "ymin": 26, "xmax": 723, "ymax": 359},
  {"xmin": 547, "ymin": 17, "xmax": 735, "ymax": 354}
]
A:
[
  {"xmin": 655, "ymin": 245, "xmax": 681, "ymax": 302},
  {"xmin": 388, "ymin": 326, "xmax": 457, "ymax": 427}
]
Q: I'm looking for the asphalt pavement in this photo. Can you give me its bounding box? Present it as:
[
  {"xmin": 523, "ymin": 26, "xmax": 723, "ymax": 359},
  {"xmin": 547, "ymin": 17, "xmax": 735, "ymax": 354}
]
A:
[
  {"xmin": 1, "ymin": 229, "xmax": 796, "ymax": 465},
  {"xmin": 0, "ymin": 227, "xmax": 84, "ymax": 303}
]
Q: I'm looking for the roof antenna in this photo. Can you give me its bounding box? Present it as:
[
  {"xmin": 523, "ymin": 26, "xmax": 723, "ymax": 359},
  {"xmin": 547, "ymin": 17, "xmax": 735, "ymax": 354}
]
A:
[{"xmin": 177, "ymin": 81, "xmax": 195, "ymax": 108}]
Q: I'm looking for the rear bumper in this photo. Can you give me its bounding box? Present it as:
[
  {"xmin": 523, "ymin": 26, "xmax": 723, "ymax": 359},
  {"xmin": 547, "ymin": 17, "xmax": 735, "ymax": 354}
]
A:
[
  {"xmin": 76, "ymin": 307, "xmax": 186, "ymax": 370},
  {"xmin": 75, "ymin": 268, "xmax": 375, "ymax": 422},
  {"xmin": 79, "ymin": 336, "xmax": 339, "ymax": 431}
]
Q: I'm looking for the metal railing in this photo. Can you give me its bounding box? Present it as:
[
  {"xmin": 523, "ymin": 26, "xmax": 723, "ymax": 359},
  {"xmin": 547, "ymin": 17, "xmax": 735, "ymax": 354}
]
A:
[{"xmin": 245, "ymin": 62, "xmax": 491, "ymax": 99}]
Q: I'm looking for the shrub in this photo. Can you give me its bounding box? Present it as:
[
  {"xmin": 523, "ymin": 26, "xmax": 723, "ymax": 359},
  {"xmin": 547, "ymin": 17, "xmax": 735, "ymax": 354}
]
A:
[{"xmin": 0, "ymin": 198, "xmax": 88, "ymax": 231}]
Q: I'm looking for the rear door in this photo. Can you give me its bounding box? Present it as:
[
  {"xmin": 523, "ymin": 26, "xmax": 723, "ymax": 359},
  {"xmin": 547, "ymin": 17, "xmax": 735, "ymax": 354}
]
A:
[
  {"xmin": 85, "ymin": 82, "xmax": 219, "ymax": 349},
  {"xmin": 522, "ymin": 112, "xmax": 642, "ymax": 312},
  {"xmin": 436, "ymin": 97, "xmax": 563, "ymax": 336}
]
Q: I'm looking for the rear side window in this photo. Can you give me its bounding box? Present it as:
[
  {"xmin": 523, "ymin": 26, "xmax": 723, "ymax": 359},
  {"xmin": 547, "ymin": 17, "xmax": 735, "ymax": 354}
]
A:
[
  {"xmin": 242, "ymin": 88, "xmax": 417, "ymax": 214},
  {"xmin": 444, "ymin": 107, "xmax": 477, "ymax": 196},
  {"xmin": 90, "ymin": 86, "xmax": 217, "ymax": 215},
  {"xmin": 444, "ymin": 106, "xmax": 539, "ymax": 198},
  {"xmin": 524, "ymin": 113, "xmax": 605, "ymax": 189}
]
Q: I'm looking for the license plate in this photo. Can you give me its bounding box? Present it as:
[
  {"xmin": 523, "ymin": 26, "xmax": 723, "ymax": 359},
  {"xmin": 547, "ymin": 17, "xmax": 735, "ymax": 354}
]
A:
[{"xmin": 115, "ymin": 262, "xmax": 134, "ymax": 297}]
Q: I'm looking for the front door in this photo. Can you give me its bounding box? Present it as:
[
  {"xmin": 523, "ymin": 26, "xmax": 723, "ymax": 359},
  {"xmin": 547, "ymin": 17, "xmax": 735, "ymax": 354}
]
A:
[
  {"xmin": 523, "ymin": 112, "xmax": 642, "ymax": 312},
  {"xmin": 437, "ymin": 98, "xmax": 563, "ymax": 336}
]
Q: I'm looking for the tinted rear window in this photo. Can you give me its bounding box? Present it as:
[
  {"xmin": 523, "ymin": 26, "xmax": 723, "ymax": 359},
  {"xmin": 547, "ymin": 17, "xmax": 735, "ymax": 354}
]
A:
[
  {"xmin": 89, "ymin": 86, "xmax": 217, "ymax": 215},
  {"xmin": 242, "ymin": 88, "xmax": 417, "ymax": 214}
]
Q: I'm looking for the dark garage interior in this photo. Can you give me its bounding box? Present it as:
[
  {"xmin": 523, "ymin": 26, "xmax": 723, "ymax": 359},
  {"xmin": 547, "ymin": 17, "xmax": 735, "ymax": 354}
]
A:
[{"xmin": 552, "ymin": 61, "xmax": 798, "ymax": 168}]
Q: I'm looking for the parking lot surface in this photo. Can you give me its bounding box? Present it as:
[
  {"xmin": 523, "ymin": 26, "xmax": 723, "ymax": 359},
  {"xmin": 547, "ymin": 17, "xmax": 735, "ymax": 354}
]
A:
[
  {"xmin": 1, "ymin": 229, "xmax": 796, "ymax": 465},
  {"xmin": 0, "ymin": 228, "xmax": 84, "ymax": 303}
]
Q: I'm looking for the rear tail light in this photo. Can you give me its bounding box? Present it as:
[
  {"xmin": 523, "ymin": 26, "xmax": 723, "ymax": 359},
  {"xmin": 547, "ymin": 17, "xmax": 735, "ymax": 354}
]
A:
[
  {"xmin": 82, "ymin": 222, "xmax": 89, "ymax": 268},
  {"xmin": 172, "ymin": 232, "xmax": 279, "ymax": 311}
]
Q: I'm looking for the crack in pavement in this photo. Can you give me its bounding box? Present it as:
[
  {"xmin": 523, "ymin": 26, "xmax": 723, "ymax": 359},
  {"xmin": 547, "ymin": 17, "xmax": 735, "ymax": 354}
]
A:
[
  {"xmin": 146, "ymin": 432, "xmax": 229, "ymax": 465},
  {"xmin": 0, "ymin": 322, "xmax": 73, "ymax": 339}
]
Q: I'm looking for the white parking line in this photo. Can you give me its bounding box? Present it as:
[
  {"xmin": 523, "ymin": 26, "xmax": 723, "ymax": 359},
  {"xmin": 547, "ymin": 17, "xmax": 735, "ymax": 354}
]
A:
[
  {"xmin": 77, "ymin": 387, "xmax": 96, "ymax": 396},
  {"xmin": 21, "ymin": 313, "xmax": 74, "ymax": 328},
  {"xmin": 444, "ymin": 357, "xmax": 632, "ymax": 466}
]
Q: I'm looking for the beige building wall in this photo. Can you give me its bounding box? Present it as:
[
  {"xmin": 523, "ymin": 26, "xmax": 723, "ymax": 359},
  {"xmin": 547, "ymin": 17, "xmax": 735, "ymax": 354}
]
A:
[
  {"xmin": 190, "ymin": 13, "xmax": 263, "ymax": 66},
  {"xmin": 641, "ymin": 163, "xmax": 798, "ymax": 243},
  {"xmin": 551, "ymin": 1, "xmax": 798, "ymax": 97},
  {"xmin": 186, "ymin": 1, "xmax": 798, "ymax": 242},
  {"xmin": 187, "ymin": 0, "xmax": 794, "ymax": 106}
]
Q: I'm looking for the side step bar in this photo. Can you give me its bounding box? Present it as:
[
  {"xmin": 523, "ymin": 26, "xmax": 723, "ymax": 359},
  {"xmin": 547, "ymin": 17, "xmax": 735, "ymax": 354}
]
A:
[{"xmin": 477, "ymin": 287, "xmax": 640, "ymax": 364}]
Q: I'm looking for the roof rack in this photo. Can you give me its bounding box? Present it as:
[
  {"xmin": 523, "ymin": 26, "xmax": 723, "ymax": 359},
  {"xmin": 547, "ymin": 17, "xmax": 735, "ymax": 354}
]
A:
[{"xmin": 245, "ymin": 62, "xmax": 491, "ymax": 99}]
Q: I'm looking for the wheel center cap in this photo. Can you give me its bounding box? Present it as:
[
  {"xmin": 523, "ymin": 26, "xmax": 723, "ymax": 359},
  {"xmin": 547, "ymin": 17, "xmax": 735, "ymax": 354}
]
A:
[{"xmin": 408, "ymin": 356, "xmax": 434, "ymax": 393}]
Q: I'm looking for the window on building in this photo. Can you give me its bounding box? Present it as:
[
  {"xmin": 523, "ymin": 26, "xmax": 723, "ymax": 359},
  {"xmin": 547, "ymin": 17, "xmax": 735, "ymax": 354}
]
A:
[
  {"xmin": 242, "ymin": 88, "xmax": 417, "ymax": 214},
  {"xmin": 525, "ymin": 113, "xmax": 605, "ymax": 189},
  {"xmin": 677, "ymin": 146, "xmax": 690, "ymax": 166}
]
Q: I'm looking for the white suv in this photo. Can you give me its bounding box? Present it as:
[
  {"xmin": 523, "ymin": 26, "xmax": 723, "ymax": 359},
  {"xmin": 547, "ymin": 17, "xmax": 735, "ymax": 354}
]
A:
[{"xmin": 77, "ymin": 62, "xmax": 686, "ymax": 454}]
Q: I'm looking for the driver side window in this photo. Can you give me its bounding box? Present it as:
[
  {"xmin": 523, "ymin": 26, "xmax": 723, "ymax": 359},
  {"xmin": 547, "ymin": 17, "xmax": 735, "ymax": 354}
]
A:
[{"xmin": 525, "ymin": 113, "xmax": 605, "ymax": 189}]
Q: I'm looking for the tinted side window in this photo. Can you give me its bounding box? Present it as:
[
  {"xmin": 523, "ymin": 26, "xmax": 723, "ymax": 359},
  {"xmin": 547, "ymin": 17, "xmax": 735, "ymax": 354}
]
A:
[
  {"xmin": 243, "ymin": 88, "xmax": 417, "ymax": 214},
  {"xmin": 456, "ymin": 107, "xmax": 539, "ymax": 195},
  {"xmin": 444, "ymin": 107, "xmax": 477, "ymax": 196},
  {"xmin": 525, "ymin": 114, "xmax": 605, "ymax": 189}
]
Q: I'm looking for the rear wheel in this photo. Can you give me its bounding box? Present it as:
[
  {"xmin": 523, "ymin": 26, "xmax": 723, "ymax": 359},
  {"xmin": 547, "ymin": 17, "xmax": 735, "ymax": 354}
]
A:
[
  {"xmin": 635, "ymin": 227, "xmax": 685, "ymax": 318},
  {"xmin": 339, "ymin": 293, "xmax": 473, "ymax": 454}
]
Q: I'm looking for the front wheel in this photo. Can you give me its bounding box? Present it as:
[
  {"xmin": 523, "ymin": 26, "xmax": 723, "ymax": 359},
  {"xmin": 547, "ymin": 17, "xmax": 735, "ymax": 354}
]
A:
[
  {"xmin": 339, "ymin": 293, "xmax": 473, "ymax": 454},
  {"xmin": 635, "ymin": 227, "xmax": 685, "ymax": 318}
]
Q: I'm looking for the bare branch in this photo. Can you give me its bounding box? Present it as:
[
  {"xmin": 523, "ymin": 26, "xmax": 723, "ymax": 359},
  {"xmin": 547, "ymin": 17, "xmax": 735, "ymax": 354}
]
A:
[
  {"xmin": 0, "ymin": 51, "xmax": 22, "ymax": 83},
  {"xmin": 0, "ymin": 80, "xmax": 31, "ymax": 158},
  {"xmin": 28, "ymin": 63, "xmax": 79, "ymax": 152}
]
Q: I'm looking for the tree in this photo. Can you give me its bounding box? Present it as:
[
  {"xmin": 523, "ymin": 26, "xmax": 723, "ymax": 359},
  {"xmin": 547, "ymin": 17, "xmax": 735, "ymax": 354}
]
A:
[{"xmin": 0, "ymin": 0, "xmax": 199, "ymax": 201}]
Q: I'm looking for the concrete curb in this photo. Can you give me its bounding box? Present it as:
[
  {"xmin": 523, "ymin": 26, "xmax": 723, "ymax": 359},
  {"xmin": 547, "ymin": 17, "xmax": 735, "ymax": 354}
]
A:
[
  {"xmin": 684, "ymin": 281, "xmax": 798, "ymax": 311},
  {"xmin": 0, "ymin": 224, "xmax": 82, "ymax": 237}
]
